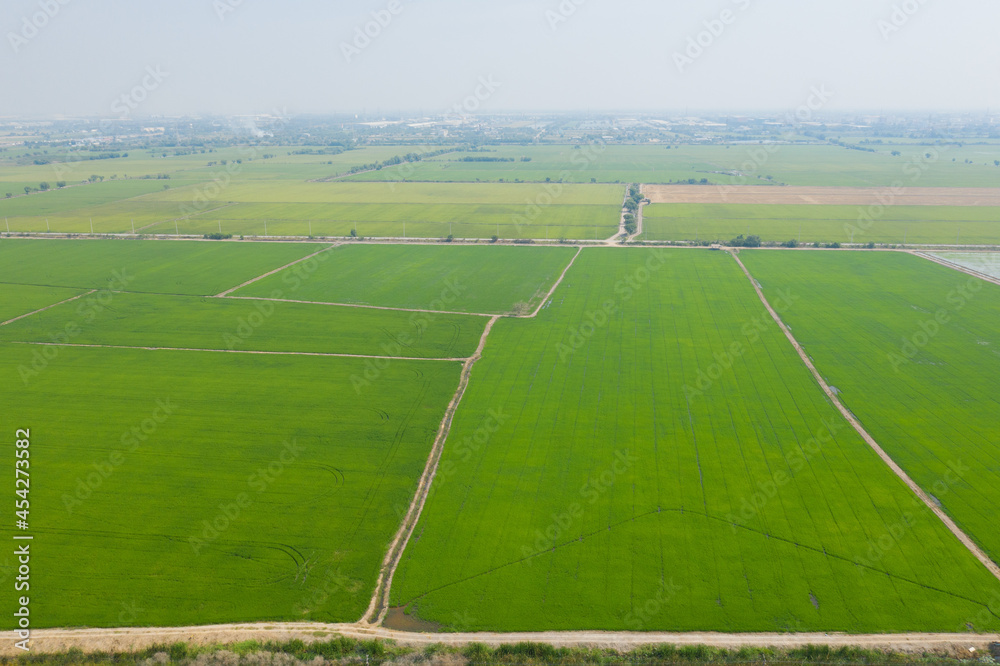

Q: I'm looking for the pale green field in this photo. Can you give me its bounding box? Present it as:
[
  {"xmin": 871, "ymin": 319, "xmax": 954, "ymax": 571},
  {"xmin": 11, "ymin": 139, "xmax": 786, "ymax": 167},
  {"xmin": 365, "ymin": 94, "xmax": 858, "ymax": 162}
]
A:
[
  {"xmin": 641, "ymin": 204, "xmax": 1000, "ymax": 245},
  {"xmin": 348, "ymin": 144, "xmax": 1000, "ymax": 187}
]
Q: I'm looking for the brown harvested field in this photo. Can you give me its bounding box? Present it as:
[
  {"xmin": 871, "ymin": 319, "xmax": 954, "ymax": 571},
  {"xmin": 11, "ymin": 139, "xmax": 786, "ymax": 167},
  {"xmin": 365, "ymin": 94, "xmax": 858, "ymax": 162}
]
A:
[{"xmin": 645, "ymin": 185, "xmax": 1000, "ymax": 206}]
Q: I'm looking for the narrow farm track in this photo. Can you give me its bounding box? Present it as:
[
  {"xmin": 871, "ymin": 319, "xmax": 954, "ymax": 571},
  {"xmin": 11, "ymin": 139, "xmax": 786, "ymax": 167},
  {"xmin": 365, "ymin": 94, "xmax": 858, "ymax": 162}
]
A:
[
  {"xmin": 0, "ymin": 289, "xmax": 96, "ymax": 327},
  {"xmin": 362, "ymin": 315, "xmax": 502, "ymax": 625},
  {"xmin": 8, "ymin": 624, "xmax": 999, "ymax": 657},
  {"xmin": 11, "ymin": 341, "xmax": 468, "ymax": 362},
  {"xmin": 911, "ymin": 250, "xmax": 1000, "ymax": 287},
  {"xmin": 361, "ymin": 246, "xmax": 580, "ymax": 622},
  {"xmin": 729, "ymin": 249, "xmax": 1000, "ymax": 585},
  {"xmin": 626, "ymin": 186, "xmax": 646, "ymax": 242},
  {"xmin": 213, "ymin": 243, "xmax": 339, "ymax": 297},
  {"xmin": 222, "ymin": 294, "xmax": 497, "ymax": 318},
  {"xmin": 519, "ymin": 245, "xmax": 582, "ymax": 318}
]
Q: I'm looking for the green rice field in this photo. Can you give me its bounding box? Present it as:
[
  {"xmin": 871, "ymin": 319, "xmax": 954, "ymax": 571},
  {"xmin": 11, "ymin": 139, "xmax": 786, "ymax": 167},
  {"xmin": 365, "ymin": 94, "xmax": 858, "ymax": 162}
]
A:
[
  {"xmin": 0, "ymin": 284, "xmax": 84, "ymax": 323},
  {"xmin": 0, "ymin": 346, "xmax": 463, "ymax": 627},
  {"xmin": 389, "ymin": 248, "xmax": 1000, "ymax": 633},
  {"xmin": 739, "ymin": 250, "xmax": 1000, "ymax": 567},
  {"xmin": 236, "ymin": 244, "xmax": 579, "ymax": 315},
  {"xmin": 0, "ymin": 239, "xmax": 327, "ymax": 295},
  {"xmin": 641, "ymin": 204, "xmax": 1000, "ymax": 245},
  {"xmin": 0, "ymin": 293, "xmax": 487, "ymax": 359},
  {"xmin": 346, "ymin": 145, "xmax": 1000, "ymax": 187}
]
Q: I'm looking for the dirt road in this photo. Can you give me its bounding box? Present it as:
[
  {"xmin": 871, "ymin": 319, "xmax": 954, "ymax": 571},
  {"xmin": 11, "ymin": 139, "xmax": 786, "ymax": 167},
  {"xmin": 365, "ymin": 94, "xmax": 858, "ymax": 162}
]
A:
[{"xmin": 9, "ymin": 623, "xmax": 998, "ymax": 657}]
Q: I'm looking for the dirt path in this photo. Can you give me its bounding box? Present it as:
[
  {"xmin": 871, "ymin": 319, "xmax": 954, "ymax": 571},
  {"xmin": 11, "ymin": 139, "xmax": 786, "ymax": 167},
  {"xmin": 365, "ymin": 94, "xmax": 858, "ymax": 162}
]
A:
[
  {"xmin": 519, "ymin": 246, "xmax": 583, "ymax": 318},
  {"xmin": 626, "ymin": 186, "xmax": 646, "ymax": 242},
  {"xmin": 363, "ymin": 247, "xmax": 582, "ymax": 622},
  {"xmin": 606, "ymin": 187, "xmax": 631, "ymax": 244},
  {"xmin": 729, "ymin": 250, "xmax": 1000, "ymax": 584},
  {"xmin": 912, "ymin": 251, "xmax": 1000, "ymax": 287},
  {"xmin": 222, "ymin": 295, "xmax": 497, "ymax": 318},
  {"xmin": 362, "ymin": 315, "xmax": 502, "ymax": 625},
  {"xmin": 0, "ymin": 289, "xmax": 96, "ymax": 327},
  {"xmin": 214, "ymin": 243, "xmax": 339, "ymax": 297},
  {"xmin": 9, "ymin": 623, "xmax": 998, "ymax": 657},
  {"xmin": 12, "ymin": 341, "xmax": 468, "ymax": 362}
]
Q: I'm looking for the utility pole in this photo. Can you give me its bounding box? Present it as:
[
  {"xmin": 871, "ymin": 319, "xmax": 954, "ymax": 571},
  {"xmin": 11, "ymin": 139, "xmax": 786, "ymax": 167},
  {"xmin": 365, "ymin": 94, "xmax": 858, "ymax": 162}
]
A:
[
  {"xmin": 132, "ymin": 219, "xmax": 135, "ymax": 234},
  {"xmin": 91, "ymin": 219, "xmax": 94, "ymax": 234}
]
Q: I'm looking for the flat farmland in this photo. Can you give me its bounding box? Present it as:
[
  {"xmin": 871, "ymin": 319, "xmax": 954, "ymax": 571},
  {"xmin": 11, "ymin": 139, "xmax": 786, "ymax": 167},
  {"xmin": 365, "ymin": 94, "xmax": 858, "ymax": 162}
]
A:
[
  {"xmin": 0, "ymin": 292, "xmax": 486, "ymax": 360},
  {"xmin": 0, "ymin": 146, "xmax": 423, "ymax": 186},
  {"xmin": 640, "ymin": 204, "xmax": 1000, "ymax": 245},
  {"xmin": 1, "ymin": 181, "xmax": 623, "ymax": 240},
  {"xmin": 144, "ymin": 202, "xmax": 616, "ymax": 240},
  {"xmin": 0, "ymin": 239, "xmax": 328, "ymax": 295},
  {"xmin": 739, "ymin": 250, "xmax": 1000, "ymax": 566},
  {"xmin": 346, "ymin": 144, "xmax": 1000, "ymax": 187},
  {"xmin": 236, "ymin": 244, "xmax": 579, "ymax": 315},
  {"xmin": 390, "ymin": 248, "xmax": 1000, "ymax": 632},
  {"xmin": 0, "ymin": 284, "xmax": 84, "ymax": 323},
  {"xmin": 151, "ymin": 181, "xmax": 623, "ymax": 205},
  {"xmin": 645, "ymin": 186, "xmax": 1000, "ymax": 206},
  {"xmin": 0, "ymin": 345, "xmax": 463, "ymax": 627}
]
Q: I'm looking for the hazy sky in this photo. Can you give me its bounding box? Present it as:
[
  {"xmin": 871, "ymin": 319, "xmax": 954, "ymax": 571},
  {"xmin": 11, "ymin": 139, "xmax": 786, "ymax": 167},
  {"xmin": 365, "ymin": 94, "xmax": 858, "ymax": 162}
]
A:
[{"xmin": 1, "ymin": 0, "xmax": 998, "ymax": 117}]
